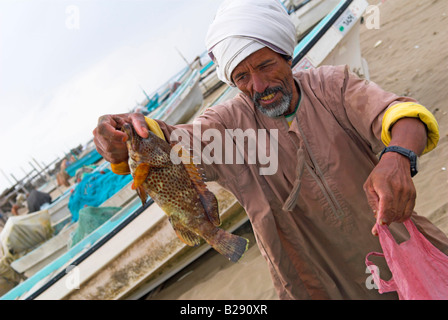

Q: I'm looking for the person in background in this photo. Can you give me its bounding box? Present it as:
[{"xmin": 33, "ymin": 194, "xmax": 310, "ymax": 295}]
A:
[
  {"xmin": 26, "ymin": 189, "xmax": 51, "ymax": 213},
  {"xmin": 10, "ymin": 205, "xmax": 20, "ymax": 216},
  {"xmin": 57, "ymin": 165, "xmax": 71, "ymax": 187}
]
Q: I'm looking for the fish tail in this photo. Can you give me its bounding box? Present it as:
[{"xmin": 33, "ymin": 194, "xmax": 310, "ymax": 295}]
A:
[{"xmin": 204, "ymin": 228, "xmax": 249, "ymax": 263}]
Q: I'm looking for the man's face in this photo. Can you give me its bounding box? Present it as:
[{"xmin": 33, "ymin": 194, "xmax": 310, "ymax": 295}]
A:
[{"xmin": 231, "ymin": 47, "xmax": 296, "ymax": 117}]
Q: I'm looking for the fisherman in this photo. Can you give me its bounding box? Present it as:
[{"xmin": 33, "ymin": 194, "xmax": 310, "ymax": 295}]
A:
[
  {"xmin": 26, "ymin": 189, "xmax": 52, "ymax": 213},
  {"xmin": 93, "ymin": 0, "xmax": 448, "ymax": 299}
]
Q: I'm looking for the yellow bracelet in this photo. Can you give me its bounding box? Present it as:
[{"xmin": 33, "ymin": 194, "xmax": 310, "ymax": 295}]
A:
[{"xmin": 381, "ymin": 102, "xmax": 439, "ymax": 154}]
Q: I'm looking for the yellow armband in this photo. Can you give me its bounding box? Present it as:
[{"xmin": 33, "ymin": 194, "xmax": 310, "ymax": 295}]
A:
[
  {"xmin": 110, "ymin": 161, "xmax": 131, "ymax": 175},
  {"xmin": 381, "ymin": 102, "xmax": 439, "ymax": 154},
  {"xmin": 111, "ymin": 117, "xmax": 165, "ymax": 174}
]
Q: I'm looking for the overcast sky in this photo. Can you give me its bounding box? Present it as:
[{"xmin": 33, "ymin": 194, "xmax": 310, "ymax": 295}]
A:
[{"xmin": 0, "ymin": 0, "xmax": 224, "ymax": 191}]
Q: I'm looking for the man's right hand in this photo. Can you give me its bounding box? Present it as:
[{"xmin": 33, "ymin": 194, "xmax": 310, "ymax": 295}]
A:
[{"xmin": 92, "ymin": 113, "xmax": 149, "ymax": 164}]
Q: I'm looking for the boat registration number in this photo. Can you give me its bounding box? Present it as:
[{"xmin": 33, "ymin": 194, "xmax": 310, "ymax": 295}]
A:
[{"xmin": 335, "ymin": 8, "xmax": 357, "ymax": 35}]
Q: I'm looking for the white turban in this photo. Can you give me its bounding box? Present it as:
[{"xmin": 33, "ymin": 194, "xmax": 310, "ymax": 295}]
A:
[{"xmin": 205, "ymin": 0, "xmax": 297, "ymax": 86}]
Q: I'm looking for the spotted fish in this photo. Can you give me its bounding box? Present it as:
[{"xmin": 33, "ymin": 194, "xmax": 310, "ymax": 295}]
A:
[{"xmin": 122, "ymin": 123, "xmax": 249, "ymax": 262}]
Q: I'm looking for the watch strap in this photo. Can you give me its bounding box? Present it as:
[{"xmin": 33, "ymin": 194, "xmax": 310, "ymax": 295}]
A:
[{"xmin": 379, "ymin": 146, "xmax": 418, "ymax": 177}]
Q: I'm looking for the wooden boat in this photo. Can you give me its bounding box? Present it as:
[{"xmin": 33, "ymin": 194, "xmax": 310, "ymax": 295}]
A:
[
  {"xmin": 2, "ymin": 175, "xmax": 139, "ymax": 299},
  {"xmin": 288, "ymin": 0, "xmax": 342, "ymax": 41},
  {"xmin": 199, "ymin": 60, "xmax": 223, "ymax": 98},
  {"xmin": 150, "ymin": 69, "xmax": 203, "ymax": 125},
  {"xmin": 0, "ymin": 0, "xmax": 369, "ymax": 300},
  {"xmin": 7, "ymin": 162, "xmax": 120, "ymax": 278},
  {"xmin": 291, "ymin": 0, "xmax": 369, "ymax": 79}
]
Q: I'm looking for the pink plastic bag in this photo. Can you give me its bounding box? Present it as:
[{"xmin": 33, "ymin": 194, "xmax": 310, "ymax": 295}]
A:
[{"xmin": 366, "ymin": 219, "xmax": 448, "ymax": 300}]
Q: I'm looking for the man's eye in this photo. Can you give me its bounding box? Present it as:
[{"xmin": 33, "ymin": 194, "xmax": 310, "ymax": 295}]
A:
[
  {"xmin": 236, "ymin": 74, "xmax": 247, "ymax": 83},
  {"xmin": 260, "ymin": 63, "xmax": 273, "ymax": 70}
]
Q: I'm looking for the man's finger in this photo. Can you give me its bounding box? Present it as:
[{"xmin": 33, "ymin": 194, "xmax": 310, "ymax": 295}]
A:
[
  {"xmin": 363, "ymin": 181, "xmax": 381, "ymax": 236},
  {"xmin": 371, "ymin": 224, "xmax": 379, "ymax": 237},
  {"xmin": 377, "ymin": 193, "xmax": 395, "ymax": 226},
  {"xmin": 363, "ymin": 181, "xmax": 379, "ymax": 213},
  {"xmin": 130, "ymin": 113, "xmax": 150, "ymax": 138},
  {"xmin": 97, "ymin": 121, "xmax": 128, "ymax": 144}
]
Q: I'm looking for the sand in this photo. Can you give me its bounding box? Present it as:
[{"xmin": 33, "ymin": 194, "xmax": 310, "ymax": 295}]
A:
[{"xmin": 146, "ymin": 0, "xmax": 448, "ymax": 300}]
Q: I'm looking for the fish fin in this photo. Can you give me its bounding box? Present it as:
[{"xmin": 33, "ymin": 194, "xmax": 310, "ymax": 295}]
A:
[
  {"xmin": 200, "ymin": 190, "xmax": 220, "ymax": 226},
  {"xmin": 170, "ymin": 143, "xmax": 221, "ymax": 226},
  {"xmin": 203, "ymin": 228, "xmax": 249, "ymax": 263},
  {"xmin": 183, "ymin": 161, "xmax": 221, "ymax": 226},
  {"xmin": 132, "ymin": 163, "xmax": 151, "ymax": 189},
  {"xmin": 169, "ymin": 216, "xmax": 202, "ymax": 247},
  {"xmin": 136, "ymin": 185, "xmax": 148, "ymax": 205}
]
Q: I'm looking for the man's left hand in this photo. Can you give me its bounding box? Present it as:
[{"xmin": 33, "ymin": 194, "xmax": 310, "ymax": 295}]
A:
[{"xmin": 363, "ymin": 151, "xmax": 416, "ymax": 236}]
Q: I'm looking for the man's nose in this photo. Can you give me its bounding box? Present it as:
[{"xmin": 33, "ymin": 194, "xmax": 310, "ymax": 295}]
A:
[{"xmin": 252, "ymin": 73, "xmax": 269, "ymax": 94}]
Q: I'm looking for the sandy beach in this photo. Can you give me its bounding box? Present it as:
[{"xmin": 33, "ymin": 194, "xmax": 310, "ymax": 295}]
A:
[{"xmin": 146, "ymin": 0, "xmax": 448, "ymax": 300}]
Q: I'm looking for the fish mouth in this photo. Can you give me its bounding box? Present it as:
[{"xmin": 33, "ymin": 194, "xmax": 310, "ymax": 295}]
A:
[
  {"xmin": 121, "ymin": 123, "xmax": 134, "ymax": 137},
  {"xmin": 121, "ymin": 123, "xmax": 137, "ymax": 148}
]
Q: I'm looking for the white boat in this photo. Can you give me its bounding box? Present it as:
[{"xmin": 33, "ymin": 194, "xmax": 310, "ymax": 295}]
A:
[
  {"xmin": 287, "ymin": 0, "xmax": 341, "ymax": 40},
  {"xmin": 198, "ymin": 61, "xmax": 224, "ymax": 98},
  {"xmin": 291, "ymin": 0, "xmax": 370, "ymax": 79},
  {"xmin": 8, "ymin": 163, "xmax": 133, "ymax": 279},
  {"xmin": 150, "ymin": 69, "xmax": 203, "ymax": 125},
  {"xmin": 0, "ymin": 0, "xmax": 369, "ymax": 300}
]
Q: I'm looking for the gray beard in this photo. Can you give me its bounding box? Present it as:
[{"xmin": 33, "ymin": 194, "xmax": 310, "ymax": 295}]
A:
[{"xmin": 252, "ymin": 86, "xmax": 292, "ymax": 118}]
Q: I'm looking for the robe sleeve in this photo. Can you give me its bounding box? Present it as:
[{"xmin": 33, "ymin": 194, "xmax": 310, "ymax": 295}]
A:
[{"xmin": 326, "ymin": 65, "xmax": 438, "ymax": 154}]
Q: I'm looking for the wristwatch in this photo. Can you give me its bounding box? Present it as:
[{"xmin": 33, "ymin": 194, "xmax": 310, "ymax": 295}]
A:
[{"xmin": 379, "ymin": 146, "xmax": 418, "ymax": 177}]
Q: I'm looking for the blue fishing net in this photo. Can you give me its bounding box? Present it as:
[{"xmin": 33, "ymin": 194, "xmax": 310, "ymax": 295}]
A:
[{"xmin": 68, "ymin": 168, "xmax": 133, "ymax": 221}]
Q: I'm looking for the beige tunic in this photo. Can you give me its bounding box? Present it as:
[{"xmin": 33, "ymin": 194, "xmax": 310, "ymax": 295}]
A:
[{"xmin": 156, "ymin": 65, "xmax": 448, "ymax": 299}]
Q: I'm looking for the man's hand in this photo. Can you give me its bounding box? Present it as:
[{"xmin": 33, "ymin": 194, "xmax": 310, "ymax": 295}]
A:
[
  {"xmin": 364, "ymin": 152, "xmax": 416, "ymax": 236},
  {"xmin": 92, "ymin": 113, "xmax": 149, "ymax": 164},
  {"xmin": 363, "ymin": 117, "xmax": 427, "ymax": 236}
]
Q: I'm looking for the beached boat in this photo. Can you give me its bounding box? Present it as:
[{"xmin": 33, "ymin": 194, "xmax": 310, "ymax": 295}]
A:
[
  {"xmin": 0, "ymin": 0, "xmax": 369, "ymax": 300},
  {"xmin": 150, "ymin": 69, "xmax": 203, "ymax": 125},
  {"xmin": 198, "ymin": 59, "xmax": 224, "ymax": 98},
  {"xmin": 291, "ymin": 0, "xmax": 370, "ymax": 79},
  {"xmin": 288, "ymin": 0, "xmax": 341, "ymax": 40}
]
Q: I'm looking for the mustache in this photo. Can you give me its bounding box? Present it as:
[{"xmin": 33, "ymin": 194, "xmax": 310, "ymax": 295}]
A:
[{"xmin": 252, "ymin": 86, "xmax": 284, "ymax": 102}]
